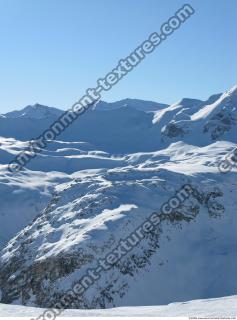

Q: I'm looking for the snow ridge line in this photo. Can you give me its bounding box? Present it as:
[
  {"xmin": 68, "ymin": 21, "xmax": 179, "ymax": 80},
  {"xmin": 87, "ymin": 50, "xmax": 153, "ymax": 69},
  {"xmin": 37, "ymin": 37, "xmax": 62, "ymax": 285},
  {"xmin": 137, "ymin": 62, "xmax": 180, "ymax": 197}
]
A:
[{"xmin": 8, "ymin": 4, "xmax": 195, "ymax": 174}]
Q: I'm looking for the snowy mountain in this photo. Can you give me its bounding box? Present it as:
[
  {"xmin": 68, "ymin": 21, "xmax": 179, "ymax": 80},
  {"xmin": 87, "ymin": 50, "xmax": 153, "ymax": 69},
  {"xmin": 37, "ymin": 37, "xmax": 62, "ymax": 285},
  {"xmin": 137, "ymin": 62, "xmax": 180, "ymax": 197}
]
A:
[
  {"xmin": 1, "ymin": 141, "xmax": 237, "ymax": 308},
  {"xmin": 94, "ymin": 98, "xmax": 168, "ymax": 112},
  {"xmin": 1, "ymin": 88, "xmax": 236, "ymax": 153},
  {"xmin": 0, "ymin": 85, "xmax": 237, "ymax": 313},
  {"xmin": 159, "ymin": 86, "xmax": 237, "ymax": 145},
  {"xmin": 4, "ymin": 104, "xmax": 63, "ymax": 119},
  {"xmin": 1, "ymin": 98, "xmax": 166, "ymax": 120}
]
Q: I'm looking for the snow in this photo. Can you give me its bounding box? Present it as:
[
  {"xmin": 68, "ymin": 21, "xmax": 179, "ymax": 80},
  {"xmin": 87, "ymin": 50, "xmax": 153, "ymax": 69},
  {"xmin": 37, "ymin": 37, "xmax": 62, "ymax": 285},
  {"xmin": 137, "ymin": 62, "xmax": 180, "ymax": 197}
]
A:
[
  {"xmin": 191, "ymin": 86, "xmax": 237, "ymax": 121},
  {"xmin": 1, "ymin": 146, "xmax": 237, "ymax": 307},
  {"xmin": 0, "ymin": 166, "xmax": 70, "ymax": 249},
  {"xmin": 0, "ymin": 295, "xmax": 236, "ymax": 317},
  {"xmin": 1, "ymin": 86, "xmax": 237, "ymax": 154},
  {"xmin": 0, "ymin": 84, "xmax": 237, "ymax": 311}
]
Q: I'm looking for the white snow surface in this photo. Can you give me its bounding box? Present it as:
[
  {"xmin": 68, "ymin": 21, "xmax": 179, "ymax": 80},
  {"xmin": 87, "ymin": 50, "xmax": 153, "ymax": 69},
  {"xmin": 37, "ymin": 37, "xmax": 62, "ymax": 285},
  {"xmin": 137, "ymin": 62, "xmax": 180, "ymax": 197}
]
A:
[
  {"xmin": 0, "ymin": 295, "xmax": 236, "ymax": 317},
  {"xmin": 0, "ymin": 85, "xmax": 237, "ymax": 312}
]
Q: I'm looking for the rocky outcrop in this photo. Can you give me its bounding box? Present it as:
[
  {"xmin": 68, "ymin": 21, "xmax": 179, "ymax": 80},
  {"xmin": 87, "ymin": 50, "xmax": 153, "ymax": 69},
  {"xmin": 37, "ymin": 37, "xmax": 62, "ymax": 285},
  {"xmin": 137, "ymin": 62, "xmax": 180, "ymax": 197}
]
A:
[{"xmin": 0, "ymin": 168, "xmax": 225, "ymax": 308}]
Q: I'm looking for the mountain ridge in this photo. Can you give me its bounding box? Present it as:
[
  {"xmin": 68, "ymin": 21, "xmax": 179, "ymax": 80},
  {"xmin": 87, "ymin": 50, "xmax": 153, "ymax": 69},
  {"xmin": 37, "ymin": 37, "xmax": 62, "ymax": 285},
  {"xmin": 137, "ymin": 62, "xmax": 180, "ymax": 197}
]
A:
[{"xmin": 0, "ymin": 84, "xmax": 236, "ymax": 309}]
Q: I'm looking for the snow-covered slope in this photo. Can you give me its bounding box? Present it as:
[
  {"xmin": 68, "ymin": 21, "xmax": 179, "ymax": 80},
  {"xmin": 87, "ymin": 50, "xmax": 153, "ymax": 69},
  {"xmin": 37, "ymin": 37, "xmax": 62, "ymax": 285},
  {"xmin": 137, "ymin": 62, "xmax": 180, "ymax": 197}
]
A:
[
  {"xmin": 0, "ymin": 85, "xmax": 237, "ymax": 311},
  {"xmin": 0, "ymin": 295, "xmax": 236, "ymax": 317},
  {"xmin": 158, "ymin": 86, "xmax": 237, "ymax": 145},
  {"xmin": 0, "ymin": 165, "xmax": 70, "ymax": 249},
  {"xmin": 0, "ymin": 141, "xmax": 236, "ymax": 308},
  {"xmin": 0, "ymin": 105, "xmax": 162, "ymax": 153},
  {"xmin": 1, "ymin": 87, "xmax": 236, "ymax": 153}
]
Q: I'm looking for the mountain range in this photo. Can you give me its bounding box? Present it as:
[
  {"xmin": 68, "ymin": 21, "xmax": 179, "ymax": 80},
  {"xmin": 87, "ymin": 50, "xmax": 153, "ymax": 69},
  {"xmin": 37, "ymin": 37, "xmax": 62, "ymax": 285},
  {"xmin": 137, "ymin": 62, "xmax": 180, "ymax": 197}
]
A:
[{"xmin": 0, "ymin": 86, "xmax": 236, "ymax": 310}]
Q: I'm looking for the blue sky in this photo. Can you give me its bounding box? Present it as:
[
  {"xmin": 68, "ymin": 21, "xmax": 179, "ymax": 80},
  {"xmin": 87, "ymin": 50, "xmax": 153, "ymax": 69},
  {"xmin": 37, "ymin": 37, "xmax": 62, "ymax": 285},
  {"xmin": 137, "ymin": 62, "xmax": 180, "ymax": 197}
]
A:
[{"xmin": 0, "ymin": 0, "xmax": 236, "ymax": 112}]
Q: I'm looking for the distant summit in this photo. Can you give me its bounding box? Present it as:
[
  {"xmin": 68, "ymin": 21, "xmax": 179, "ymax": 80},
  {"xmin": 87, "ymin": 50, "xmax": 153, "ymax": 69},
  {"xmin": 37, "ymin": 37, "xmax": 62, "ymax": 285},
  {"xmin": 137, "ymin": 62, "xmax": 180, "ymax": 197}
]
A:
[
  {"xmin": 93, "ymin": 98, "xmax": 168, "ymax": 112},
  {"xmin": 4, "ymin": 103, "xmax": 63, "ymax": 119},
  {"xmin": 2, "ymin": 98, "xmax": 168, "ymax": 119}
]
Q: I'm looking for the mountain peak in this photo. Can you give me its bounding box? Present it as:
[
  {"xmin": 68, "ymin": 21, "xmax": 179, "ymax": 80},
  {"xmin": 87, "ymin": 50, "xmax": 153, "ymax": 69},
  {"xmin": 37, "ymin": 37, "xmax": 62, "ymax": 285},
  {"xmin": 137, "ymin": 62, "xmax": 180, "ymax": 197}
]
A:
[
  {"xmin": 3, "ymin": 104, "xmax": 63, "ymax": 119},
  {"xmin": 94, "ymin": 98, "xmax": 168, "ymax": 112},
  {"xmin": 175, "ymin": 98, "xmax": 203, "ymax": 108},
  {"xmin": 226, "ymin": 84, "xmax": 237, "ymax": 97}
]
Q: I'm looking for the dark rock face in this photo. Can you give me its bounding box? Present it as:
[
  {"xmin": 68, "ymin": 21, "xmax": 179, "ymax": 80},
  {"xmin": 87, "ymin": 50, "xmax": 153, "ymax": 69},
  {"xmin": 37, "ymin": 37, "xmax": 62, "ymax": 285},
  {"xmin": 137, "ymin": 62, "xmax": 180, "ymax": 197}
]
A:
[
  {"xmin": 162, "ymin": 123, "xmax": 187, "ymax": 138},
  {"xmin": 204, "ymin": 109, "xmax": 237, "ymax": 140}
]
